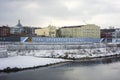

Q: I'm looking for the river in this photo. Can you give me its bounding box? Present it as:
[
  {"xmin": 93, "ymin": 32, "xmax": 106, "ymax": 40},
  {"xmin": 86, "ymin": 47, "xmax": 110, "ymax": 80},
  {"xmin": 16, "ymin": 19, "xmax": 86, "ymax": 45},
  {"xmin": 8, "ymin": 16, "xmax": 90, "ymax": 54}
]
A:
[{"xmin": 0, "ymin": 57, "xmax": 120, "ymax": 80}]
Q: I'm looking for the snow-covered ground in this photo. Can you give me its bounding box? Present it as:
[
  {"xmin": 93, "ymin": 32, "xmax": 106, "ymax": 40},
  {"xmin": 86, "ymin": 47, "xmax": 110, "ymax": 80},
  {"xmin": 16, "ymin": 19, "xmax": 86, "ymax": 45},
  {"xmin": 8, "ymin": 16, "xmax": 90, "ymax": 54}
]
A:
[
  {"xmin": 0, "ymin": 43, "xmax": 120, "ymax": 71},
  {"xmin": 0, "ymin": 47, "xmax": 8, "ymax": 58},
  {"xmin": 0, "ymin": 56, "xmax": 66, "ymax": 70},
  {"xmin": 8, "ymin": 47, "xmax": 120, "ymax": 59},
  {"xmin": 0, "ymin": 47, "xmax": 120, "ymax": 70}
]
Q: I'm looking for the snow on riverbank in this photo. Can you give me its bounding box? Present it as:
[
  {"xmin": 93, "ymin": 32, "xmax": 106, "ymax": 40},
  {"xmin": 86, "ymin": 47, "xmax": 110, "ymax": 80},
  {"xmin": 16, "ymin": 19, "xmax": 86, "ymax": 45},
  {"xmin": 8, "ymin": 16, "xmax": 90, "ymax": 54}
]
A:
[
  {"xmin": 8, "ymin": 47, "xmax": 120, "ymax": 59},
  {"xmin": 0, "ymin": 48, "xmax": 120, "ymax": 71},
  {"xmin": 0, "ymin": 56, "xmax": 66, "ymax": 70}
]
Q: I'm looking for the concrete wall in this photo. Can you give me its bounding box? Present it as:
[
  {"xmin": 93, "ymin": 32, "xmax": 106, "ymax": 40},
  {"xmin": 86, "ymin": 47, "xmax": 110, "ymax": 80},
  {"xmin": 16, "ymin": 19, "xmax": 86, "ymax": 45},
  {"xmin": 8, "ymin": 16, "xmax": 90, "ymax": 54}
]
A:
[{"xmin": 7, "ymin": 43, "xmax": 103, "ymax": 51}]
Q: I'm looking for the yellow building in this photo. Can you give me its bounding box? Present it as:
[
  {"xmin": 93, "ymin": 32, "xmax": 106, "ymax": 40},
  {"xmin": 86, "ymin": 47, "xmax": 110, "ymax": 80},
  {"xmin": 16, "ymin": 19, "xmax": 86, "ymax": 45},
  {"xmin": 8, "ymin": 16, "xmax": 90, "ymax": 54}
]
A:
[
  {"xmin": 35, "ymin": 25, "xmax": 56, "ymax": 37},
  {"xmin": 57, "ymin": 24, "xmax": 100, "ymax": 38}
]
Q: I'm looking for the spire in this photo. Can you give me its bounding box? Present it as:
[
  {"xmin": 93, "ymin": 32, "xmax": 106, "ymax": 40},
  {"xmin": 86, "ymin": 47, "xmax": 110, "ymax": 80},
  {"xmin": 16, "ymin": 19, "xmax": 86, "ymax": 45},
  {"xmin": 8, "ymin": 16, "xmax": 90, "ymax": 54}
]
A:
[
  {"xmin": 16, "ymin": 19, "xmax": 22, "ymax": 27},
  {"xmin": 18, "ymin": 19, "xmax": 20, "ymax": 24}
]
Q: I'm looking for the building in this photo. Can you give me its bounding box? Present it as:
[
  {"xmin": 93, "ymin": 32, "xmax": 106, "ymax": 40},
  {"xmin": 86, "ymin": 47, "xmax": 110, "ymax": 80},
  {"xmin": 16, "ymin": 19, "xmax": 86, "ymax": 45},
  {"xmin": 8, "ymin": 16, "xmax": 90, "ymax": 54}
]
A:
[
  {"xmin": 111, "ymin": 28, "xmax": 120, "ymax": 43},
  {"xmin": 57, "ymin": 24, "xmax": 100, "ymax": 38},
  {"xmin": 101, "ymin": 29, "xmax": 115, "ymax": 38},
  {"xmin": 0, "ymin": 26, "xmax": 10, "ymax": 37},
  {"xmin": 23, "ymin": 26, "xmax": 36, "ymax": 36},
  {"xmin": 112, "ymin": 28, "xmax": 120, "ymax": 38},
  {"xmin": 100, "ymin": 28, "xmax": 115, "ymax": 42},
  {"xmin": 10, "ymin": 20, "xmax": 25, "ymax": 36},
  {"xmin": 35, "ymin": 25, "xmax": 56, "ymax": 37}
]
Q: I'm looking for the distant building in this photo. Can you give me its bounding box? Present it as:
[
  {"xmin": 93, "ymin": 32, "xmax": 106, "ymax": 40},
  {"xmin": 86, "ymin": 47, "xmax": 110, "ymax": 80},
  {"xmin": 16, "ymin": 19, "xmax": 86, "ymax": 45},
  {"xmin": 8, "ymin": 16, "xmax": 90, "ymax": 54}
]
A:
[
  {"xmin": 57, "ymin": 24, "xmax": 100, "ymax": 38},
  {"xmin": 35, "ymin": 25, "xmax": 56, "ymax": 37},
  {"xmin": 0, "ymin": 26, "xmax": 10, "ymax": 37},
  {"xmin": 112, "ymin": 28, "xmax": 120, "ymax": 38},
  {"xmin": 100, "ymin": 29, "xmax": 115, "ymax": 38},
  {"xmin": 23, "ymin": 26, "xmax": 36, "ymax": 36},
  {"xmin": 10, "ymin": 20, "xmax": 25, "ymax": 36},
  {"xmin": 112, "ymin": 28, "xmax": 120, "ymax": 43},
  {"xmin": 100, "ymin": 28, "xmax": 115, "ymax": 42}
]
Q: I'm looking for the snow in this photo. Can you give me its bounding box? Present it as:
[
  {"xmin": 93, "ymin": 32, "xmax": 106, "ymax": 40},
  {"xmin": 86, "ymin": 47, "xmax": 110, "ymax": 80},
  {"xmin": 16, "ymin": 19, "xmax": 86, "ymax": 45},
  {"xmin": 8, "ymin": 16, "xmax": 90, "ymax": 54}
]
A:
[
  {"xmin": 0, "ymin": 47, "xmax": 8, "ymax": 58},
  {"xmin": 7, "ymin": 47, "xmax": 120, "ymax": 59},
  {"xmin": 0, "ymin": 43, "xmax": 120, "ymax": 71},
  {"xmin": 0, "ymin": 56, "xmax": 66, "ymax": 70}
]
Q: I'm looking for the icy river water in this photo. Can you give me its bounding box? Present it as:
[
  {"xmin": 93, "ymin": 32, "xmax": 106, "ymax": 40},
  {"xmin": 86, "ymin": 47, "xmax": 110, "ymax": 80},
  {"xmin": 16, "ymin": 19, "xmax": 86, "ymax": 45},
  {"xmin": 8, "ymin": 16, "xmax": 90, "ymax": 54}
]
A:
[{"xmin": 1, "ymin": 57, "xmax": 120, "ymax": 80}]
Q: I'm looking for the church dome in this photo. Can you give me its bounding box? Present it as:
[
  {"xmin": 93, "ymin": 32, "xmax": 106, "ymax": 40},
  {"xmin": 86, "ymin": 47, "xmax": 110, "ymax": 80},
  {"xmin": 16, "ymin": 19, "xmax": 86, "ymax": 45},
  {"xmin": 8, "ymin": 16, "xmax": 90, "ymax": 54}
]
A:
[{"xmin": 16, "ymin": 20, "xmax": 22, "ymax": 27}]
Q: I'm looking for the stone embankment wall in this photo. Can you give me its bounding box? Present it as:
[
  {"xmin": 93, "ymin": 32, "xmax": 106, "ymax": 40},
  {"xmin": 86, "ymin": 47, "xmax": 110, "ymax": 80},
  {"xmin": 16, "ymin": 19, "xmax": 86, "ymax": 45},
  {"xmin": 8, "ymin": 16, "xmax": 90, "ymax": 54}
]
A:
[{"xmin": 7, "ymin": 42, "xmax": 105, "ymax": 51}]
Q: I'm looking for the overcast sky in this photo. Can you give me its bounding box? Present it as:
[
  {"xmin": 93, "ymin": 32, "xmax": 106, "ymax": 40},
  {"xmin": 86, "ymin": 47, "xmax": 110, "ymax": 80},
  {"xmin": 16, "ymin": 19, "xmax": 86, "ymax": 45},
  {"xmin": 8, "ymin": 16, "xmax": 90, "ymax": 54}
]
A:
[{"xmin": 0, "ymin": 0, "xmax": 120, "ymax": 28}]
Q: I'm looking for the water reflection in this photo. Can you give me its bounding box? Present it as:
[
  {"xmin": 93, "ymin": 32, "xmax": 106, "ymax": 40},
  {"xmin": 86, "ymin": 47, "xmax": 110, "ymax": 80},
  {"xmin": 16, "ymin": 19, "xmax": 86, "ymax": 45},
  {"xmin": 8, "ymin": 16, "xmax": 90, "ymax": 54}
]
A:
[{"xmin": 1, "ymin": 57, "xmax": 120, "ymax": 80}]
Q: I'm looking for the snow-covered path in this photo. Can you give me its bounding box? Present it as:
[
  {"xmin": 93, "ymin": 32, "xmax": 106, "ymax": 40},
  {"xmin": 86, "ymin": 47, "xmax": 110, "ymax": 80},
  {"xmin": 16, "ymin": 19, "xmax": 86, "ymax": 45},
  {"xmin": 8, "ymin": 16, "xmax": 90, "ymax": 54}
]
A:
[{"xmin": 0, "ymin": 56, "xmax": 66, "ymax": 70}]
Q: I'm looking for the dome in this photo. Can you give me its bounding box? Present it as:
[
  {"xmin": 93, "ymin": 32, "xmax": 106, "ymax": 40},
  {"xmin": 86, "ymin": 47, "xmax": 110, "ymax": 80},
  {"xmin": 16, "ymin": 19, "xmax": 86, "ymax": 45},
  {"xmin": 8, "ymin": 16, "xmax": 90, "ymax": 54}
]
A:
[{"xmin": 16, "ymin": 20, "xmax": 22, "ymax": 27}]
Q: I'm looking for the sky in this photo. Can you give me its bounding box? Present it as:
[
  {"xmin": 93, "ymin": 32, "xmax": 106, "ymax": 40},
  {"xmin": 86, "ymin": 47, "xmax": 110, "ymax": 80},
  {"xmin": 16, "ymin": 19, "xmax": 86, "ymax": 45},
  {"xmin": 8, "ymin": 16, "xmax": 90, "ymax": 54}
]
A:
[{"xmin": 0, "ymin": 0, "xmax": 120, "ymax": 28}]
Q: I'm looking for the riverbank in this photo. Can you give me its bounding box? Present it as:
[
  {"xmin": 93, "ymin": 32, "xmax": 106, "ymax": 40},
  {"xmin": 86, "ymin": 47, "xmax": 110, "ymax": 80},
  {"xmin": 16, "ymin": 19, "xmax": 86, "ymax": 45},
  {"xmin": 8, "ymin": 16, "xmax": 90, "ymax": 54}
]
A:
[
  {"xmin": 0, "ymin": 56, "xmax": 68, "ymax": 72},
  {"xmin": 1, "ymin": 56, "xmax": 120, "ymax": 80},
  {"xmin": 1, "ymin": 52, "xmax": 120, "ymax": 73},
  {"xmin": 0, "ymin": 43, "xmax": 120, "ymax": 72}
]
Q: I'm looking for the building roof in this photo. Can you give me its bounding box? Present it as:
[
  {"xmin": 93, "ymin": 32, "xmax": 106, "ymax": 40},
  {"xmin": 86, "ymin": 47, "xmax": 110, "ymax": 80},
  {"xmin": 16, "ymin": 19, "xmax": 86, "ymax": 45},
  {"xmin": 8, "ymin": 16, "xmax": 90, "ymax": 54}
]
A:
[
  {"xmin": 101, "ymin": 29, "xmax": 115, "ymax": 32},
  {"xmin": 60, "ymin": 24, "xmax": 97, "ymax": 29},
  {"xmin": 61, "ymin": 25, "xmax": 83, "ymax": 28},
  {"xmin": 0, "ymin": 26, "xmax": 10, "ymax": 28}
]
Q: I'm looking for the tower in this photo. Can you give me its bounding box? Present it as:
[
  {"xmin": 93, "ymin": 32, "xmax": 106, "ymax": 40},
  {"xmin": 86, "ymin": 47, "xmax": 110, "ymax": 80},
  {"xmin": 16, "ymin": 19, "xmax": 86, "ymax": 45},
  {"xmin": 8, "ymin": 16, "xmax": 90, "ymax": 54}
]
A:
[{"xmin": 16, "ymin": 19, "xmax": 22, "ymax": 27}]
